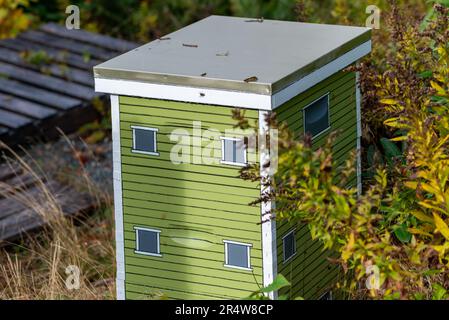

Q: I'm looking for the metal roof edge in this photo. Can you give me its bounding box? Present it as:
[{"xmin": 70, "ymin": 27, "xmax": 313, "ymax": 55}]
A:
[
  {"xmin": 94, "ymin": 41, "xmax": 372, "ymax": 111},
  {"xmin": 93, "ymin": 28, "xmax": 371, "ymax": 96}
]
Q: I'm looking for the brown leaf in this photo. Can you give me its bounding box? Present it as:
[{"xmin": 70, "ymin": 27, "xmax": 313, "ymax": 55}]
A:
[{"xmin": 244, "ymin": 76, "xmax": 258, "ymax": 83}]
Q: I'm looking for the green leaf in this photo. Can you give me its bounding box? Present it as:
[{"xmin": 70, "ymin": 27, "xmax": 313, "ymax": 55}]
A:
[
  {"xmin": 394, "ymin": 224, "xmax": 412, "ymax": 243},
  {"xmin": 367, "ymin": 145, "xmax": 376, "ymax": 168},
  {"xmin": 380, "ymin": 138, "xmax": 402, "ymax": 165},
  {"xmin": 432, "ymin": 283, "xmax": 448, "ymax": 300},
  {"xmin": 260, "ymin": 274, "xmax": 291, "ymax": 293},
  {"xmin": 418, "ymin": 70, "xmax": 433, "ymax": 79},
  {"xmin": 423, "ymin": 269, "xmax": 443, "ymax": 276}
]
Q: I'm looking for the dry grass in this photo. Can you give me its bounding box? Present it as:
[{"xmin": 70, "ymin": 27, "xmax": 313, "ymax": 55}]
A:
[{"xmin": 0, "ymin": 137, "xmax": 116, "ymax": 300}]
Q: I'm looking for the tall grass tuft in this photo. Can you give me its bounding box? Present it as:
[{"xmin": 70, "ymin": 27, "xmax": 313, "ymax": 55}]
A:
[{"xmin": 0, "ymin": 138, "xmax": 115, "ymax": 300}]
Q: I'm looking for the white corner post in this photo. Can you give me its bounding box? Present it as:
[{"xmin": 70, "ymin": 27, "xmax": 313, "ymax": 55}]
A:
[
  {"xmin": 355, "ymin": 72, "xmax": 362, "ymax": 196},
  {"xmin": 111, "ymin": 95, "xmax": 126, "ymax": 300},
  {"xmin": 259, "ymin": 110, "xmax": 278, "ymax": 300}
]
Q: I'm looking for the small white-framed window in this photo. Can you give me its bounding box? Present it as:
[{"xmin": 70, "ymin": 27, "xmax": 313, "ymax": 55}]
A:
[
  {"xmin": 131, "ymin": 126, "xmax": 159, "ymax": 156},
  {"xmin": 220, "ymin": 137, "xmax": 247, "ymax": 167},
  {"xmin": 223, "ymin": 240, "xmax": 252, "ymax": 270},
  {"xmin": 303, "ymin": 94, "xmax": 330, "ymax": 139},
  {"xmin": 134, "ymin": 226, "xmax": 162, "ymax": 257},
  {"xmin": 282, "ymin": 229, "xmax": 297, "ymax": 263}
]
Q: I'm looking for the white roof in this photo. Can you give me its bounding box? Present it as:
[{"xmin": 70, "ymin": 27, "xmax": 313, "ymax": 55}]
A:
[{"xmin": 94, "ymin": 15, "xmax": 371, "ymax": 95}]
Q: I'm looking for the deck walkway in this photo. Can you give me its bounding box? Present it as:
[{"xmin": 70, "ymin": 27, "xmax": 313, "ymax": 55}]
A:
[
  {"xmin": 0, "ymin": 23, "xmax": 138, "ymax": 146},
  {"xmin": 0, "ymin": 161, "xmax": 94, "ymax": 242},
  {"xmin": 0, "ymin": 24, "xmax": 136, "ymax": 242}
]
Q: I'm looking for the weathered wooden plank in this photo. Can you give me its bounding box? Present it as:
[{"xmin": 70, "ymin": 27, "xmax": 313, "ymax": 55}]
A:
[
  {"xmin": 0, "ymin": 195, "xmax": 27, "ymax": 220},
  {"xmin": 0, "ymin": 93, "xmax": 56, "ymax": 119},
  {"xmin": 40, "ymin": 22, "xmax": 138, "ymax": 52},
  {"xmin": 0, "ymin": 164, "xmax": 22, "ymax": 181},
  {"xmin": 0, "ymin": 109, "xmax": 32, "ymax": 129},
  {"xmin": 0, "ymin": 62, "xmax": 96, "ymax": 101},
  {"xmin": 0, "ymin": 38, "xmax": 101, "ymax": 70},
  {"xmin": 0, "ymin": 125, "xmax": 8, "ymax": 136},
  {"xmin": 0, "ymin": 78, "xmax": 80, "ymax": 110},
  {"xmin": 1, "ymin": 172, "xmax": 42, "ymax": 194},
  {"xmin": 38, "ymin": 103, "xmax": 99, "ymax": 141},
  {"xmin": 0, "ymin": 47, "xmax": 93, "ymax": 86},
  {"xmin": 0, "ymin": 25, "xmax": 132, "ymax": 147},
  {"xmin": 0, "ymin": 200, "xmax": 25, "ymax": 220},
  {"xmin": 0, "ymin": 181, "xmax": 94, "ymax": 241},
  {"xmin": 19, "ymin": 30, "xmax": 116, "ymax": 60}
]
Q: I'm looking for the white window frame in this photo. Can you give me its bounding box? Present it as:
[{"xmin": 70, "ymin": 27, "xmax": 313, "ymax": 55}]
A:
[
  {"xmin": 131, "ymin": 126, "xmax": 160, "ymax": 156},
  {"xmin": 303, "ymin": 93, "xmax": 331, "ymax": 140},
  {"xmin": 282, "ymin": 228, "xmax": 297, "ymax": 263},
  {"xmin": 220, "ymin": 136, "xmax": 248, "ymax": 167},
  {"xmin": 223, "ymin": 240, "xmax": 252, "ymax": 271},
  {"xmin": 134, "ymin": 226, "xmax": 162, "ymax": 257}
]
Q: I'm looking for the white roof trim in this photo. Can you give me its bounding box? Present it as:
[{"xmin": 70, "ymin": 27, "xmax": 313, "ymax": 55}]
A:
[
  {"xmin": 95, "ymin": 77, "xmax": 272, "ymax": 110},
  {"xmin": 94, "ymin": 41, "xmax": 371, "ymax": 111}
]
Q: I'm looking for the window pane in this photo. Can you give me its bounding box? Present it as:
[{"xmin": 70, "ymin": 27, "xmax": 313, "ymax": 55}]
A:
[
  {"xmin": 304, "ymin": 96, "xmax": 329, "ymax": 137},
  {"xmin": 137, "ymin": 229, "xmax": 159, "ymax": 254},
  {"xmin": 235, "ymin": 140, "xmax": 246, "ymax": 164},
  {"xmin": 134, "ymin": 129, "xmax": 156, "ymax": 153},
  {"xmin": 223, "ymin": 139, "xmax": 235, "ymax": 162},
  {"xmin": 223, "ymin": 139, "xmax": 246, "ymax": 164},
  {"xmin": 283, "ymin": 232, "xmax": 295, "ymax": 261},
  {"xmin": 227, "ymin": 243, "xmax": 249, "ymax": 268}
]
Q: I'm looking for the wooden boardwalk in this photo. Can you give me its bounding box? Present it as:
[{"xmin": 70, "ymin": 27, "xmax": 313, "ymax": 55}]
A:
[
  {"xmin": 0, "ymin": 23, "xmax": 138, "ymax": 146},
  {"xmin": 0, "ymin": 24, "xmax": 136, "ymax": 242},
  {"xmin": 0, "ymin": 161, "xmax": 95, "ymax": 242}
]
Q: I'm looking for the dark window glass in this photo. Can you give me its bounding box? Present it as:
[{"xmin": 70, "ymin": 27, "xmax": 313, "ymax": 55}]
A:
[
  {"xmin": 304, "ymin": 95, "xmax": 329, "ymax": 137},
  {"xmin": 134, "ymin": 129, "xmax": 156, "ymax": 153},
  {"xmin": 283, "ymin": 231, "xmax": 296, "ymax": 261},
  {"xmin": 226, "ymin": 243, "xmax": 249, "ymax": 268},
  {"xmin": 223, "ymin": 139, "xmax": 246, "ymax": 164},
  {"xmin": 137, "ymin": 229, "xmax": 159, "ymax": 254}
]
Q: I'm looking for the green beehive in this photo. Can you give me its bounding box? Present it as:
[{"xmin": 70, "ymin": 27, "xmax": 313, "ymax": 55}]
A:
[{"xmin": 94, "ymin": 15, "xmax": 371, "ymax": 300}]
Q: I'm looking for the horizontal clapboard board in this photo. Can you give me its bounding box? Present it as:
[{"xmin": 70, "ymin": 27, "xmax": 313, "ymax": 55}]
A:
[
  {"xmin": 0, "ymin": 23, "xmax": 138, "ymax": 146},
  {"xmin": 0, "ymin": 161, "xmax": 95, "ymax": 242}
]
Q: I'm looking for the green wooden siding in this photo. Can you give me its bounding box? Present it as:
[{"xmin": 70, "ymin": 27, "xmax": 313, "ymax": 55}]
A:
[
  {"xmin": 275, "ymin": 70, "xmax": 357, "ymax": 299},
  {"xmin": 118, "ymin": 96, "xmax": 262, "ymax": 300}
]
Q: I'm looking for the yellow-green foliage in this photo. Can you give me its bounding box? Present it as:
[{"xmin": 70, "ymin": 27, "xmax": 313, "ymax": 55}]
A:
[
  {"xmin": 0, "ymin": 0, "xmax": 32, "ymax": 39},
  {"xmin": 237, "ymin": 3, "xmax": 449, "ymax": 300},
  {"xmin": 306, "ymin": 4, "xmax": 449, "ymax": 299}
]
